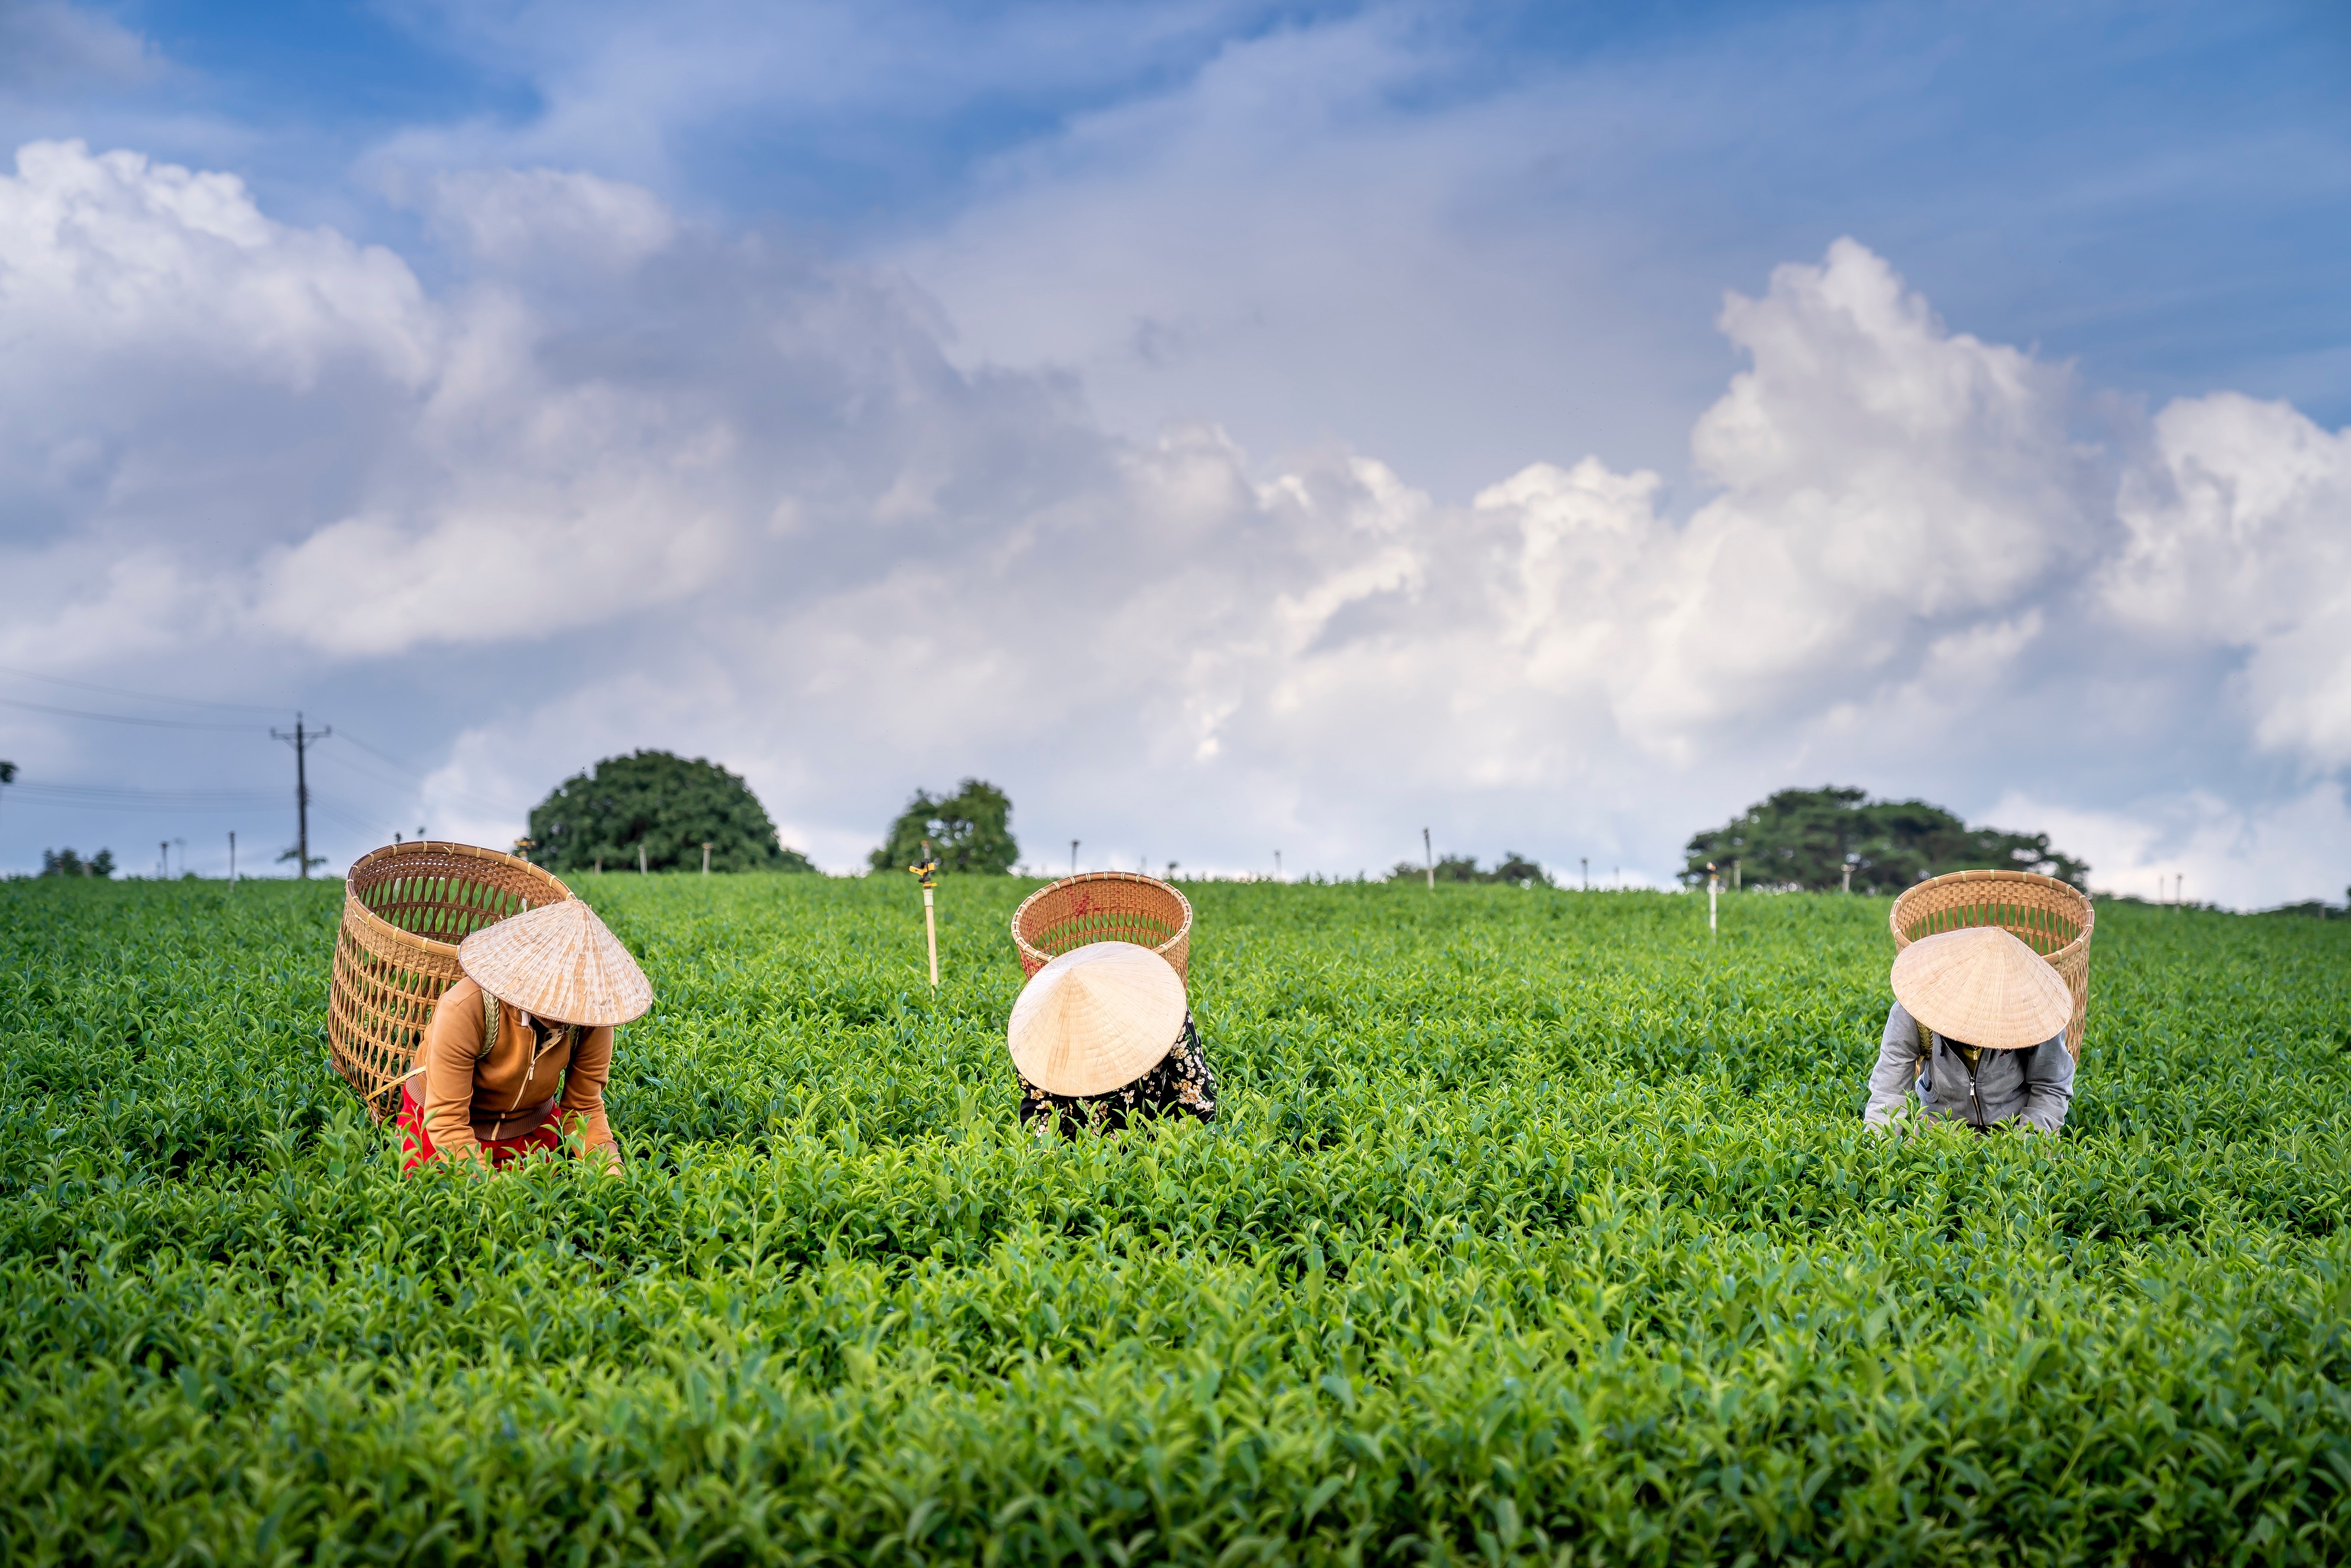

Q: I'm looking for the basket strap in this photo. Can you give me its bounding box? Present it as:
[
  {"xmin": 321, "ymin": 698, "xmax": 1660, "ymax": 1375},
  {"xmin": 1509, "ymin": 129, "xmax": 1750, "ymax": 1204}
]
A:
[{"xmin": 481, "ymin": 990, "xmax": 500, "ymax": 1061}]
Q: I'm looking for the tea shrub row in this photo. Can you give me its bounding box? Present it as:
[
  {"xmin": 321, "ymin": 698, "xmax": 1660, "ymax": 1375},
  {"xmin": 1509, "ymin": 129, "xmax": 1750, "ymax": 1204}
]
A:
[{"xmin": 1, "ymin": 876, "xmax": 2347, "ymax": 1564}]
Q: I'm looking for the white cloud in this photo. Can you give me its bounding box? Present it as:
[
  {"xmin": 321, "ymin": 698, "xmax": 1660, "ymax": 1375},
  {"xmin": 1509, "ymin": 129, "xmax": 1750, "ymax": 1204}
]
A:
[
  {"xmin": 0, "ymin": 141, "xmax": 436, "ymax": 390},
  {"xmin": 2103, "ymin": 391, "xmax": 2351, "ymax": 768},
  {"xmin": 1987, "ymin": 785, "xmax": 2351, "ymax": 912},
  {"xmin": 421, "ymin": 166, "xmax": 678, "ymax": 274},
  {"xmin": 2, "ymin": 135, "xmax": 2346, "ymax": 905}
]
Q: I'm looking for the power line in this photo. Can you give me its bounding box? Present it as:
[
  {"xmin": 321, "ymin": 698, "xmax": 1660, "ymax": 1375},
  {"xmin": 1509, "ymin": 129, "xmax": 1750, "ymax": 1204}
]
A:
[
  {"xmin": 328, "ymin": 730, "xmax": 530, "ymax": 817},
  {"xmin": 333, "ymin": 731, "xmax": 430, "ymax": 773},
  {"xmin": 0, "ymin": 695, "xmax": 269, "ymax": 732},
  {"xmin": 6, "ymin": 782, "xmax": 283, "ymax": 810},
  {"xmin": 309, "ymin": 796, "xmax": 389, "ymax": 841},
  {"xmin": 312, "ymin": 741, "xmax": 439, "ymax": 798},
  {"xmin": 0, "ymin": 663, "xmax": 287, "ymax": 713},
  {"xmin": 0, "ymin": 676, "xmax": 527, "ymax": 830}
]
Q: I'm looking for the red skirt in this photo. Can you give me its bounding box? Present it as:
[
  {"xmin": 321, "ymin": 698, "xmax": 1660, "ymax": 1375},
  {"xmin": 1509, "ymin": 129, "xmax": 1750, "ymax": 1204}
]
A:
[{"xmin": 399, "ymin": 1080, "xmax": 562, "ymax": 1173}]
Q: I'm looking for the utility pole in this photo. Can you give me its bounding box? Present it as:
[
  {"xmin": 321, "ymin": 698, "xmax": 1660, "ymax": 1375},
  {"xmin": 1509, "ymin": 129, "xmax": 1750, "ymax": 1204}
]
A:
[
  {"xmin": 1581, "ymin": 856, "xmax": 1589, "ymax": 890},
  {"xmin": 1423, "ymin": 827, "xmax": 1433, "ymax": 892},
  {"xmin": 1070, "ymin": 839, "xmax": 1079, "ymax": 875},
  {"xmin": 174, "ymin": 838, "xmax": 184, "ymax": 880},
  {"xmin": 229, "ymin": 831, "xmax": 237, "ymax": 886},
  {"xmin": 160, "ymin": 840, "xmax": 169, "ymax": 879},
  {"xmin": 270, "ymin": 712, "xmax": 329, "ymax": 879},
  {"xmin": 1274, "ymin": 850, "xmax": 1282, "ymax": 882},
  {"xmin": 1707, "ymin": 862, "xmax": 1719, "ymax": 935}
]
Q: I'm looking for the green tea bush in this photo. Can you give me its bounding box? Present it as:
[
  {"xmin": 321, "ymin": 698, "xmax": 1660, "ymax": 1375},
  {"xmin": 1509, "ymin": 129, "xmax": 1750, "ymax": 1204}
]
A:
[{"xmin": 1, "ymin": 876, "xmax": 2346, "ymax": 1564}]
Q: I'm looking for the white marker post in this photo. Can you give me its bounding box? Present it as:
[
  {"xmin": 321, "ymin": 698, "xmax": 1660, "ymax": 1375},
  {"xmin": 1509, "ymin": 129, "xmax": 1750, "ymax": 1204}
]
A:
[
  {"xmin": 228, "ymin": 831, "xmax": 237, "ymax": 886},
  {"xmin": 909, "ymin": 840, "xmax": 940, "ymax": 989},
  {"xmin": 1708, "ymin": 861, "xmax": 1719, "ymax": 936}
]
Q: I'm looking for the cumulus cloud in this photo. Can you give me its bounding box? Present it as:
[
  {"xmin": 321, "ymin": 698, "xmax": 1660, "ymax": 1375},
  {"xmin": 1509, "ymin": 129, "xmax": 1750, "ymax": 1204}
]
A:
[
  {"xmin": 1985, "ymin": 785, "xmax": 2351, "ymax": 913},
  {"xmin": 1, "ymin": 135, "xmax": 2346, "ymax": 904},
  {"xmin": 420, "ymin": 166, "xmax": 678, "ymax": 274},
  {"xmin": 2103, "ymin": 393, "xmax": 2351, "ymax": 767},
  {"xmin": 0, "ymin": 141, "xmax": 435, "ymax": 387}
]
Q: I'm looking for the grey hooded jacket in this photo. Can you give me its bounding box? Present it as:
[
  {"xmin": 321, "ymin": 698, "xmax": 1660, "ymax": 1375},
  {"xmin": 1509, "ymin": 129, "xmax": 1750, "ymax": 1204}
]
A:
[{"xmin": 1864, "ymin": 1000, "xmax": 2074, "ymax": 1134}]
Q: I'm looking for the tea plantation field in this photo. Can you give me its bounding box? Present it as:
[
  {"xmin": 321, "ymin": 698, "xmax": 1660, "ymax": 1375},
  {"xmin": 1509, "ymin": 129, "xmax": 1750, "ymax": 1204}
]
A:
[{"xmin": 2, "ymin": 876, "xmax": 2347, "ymax": 1564}]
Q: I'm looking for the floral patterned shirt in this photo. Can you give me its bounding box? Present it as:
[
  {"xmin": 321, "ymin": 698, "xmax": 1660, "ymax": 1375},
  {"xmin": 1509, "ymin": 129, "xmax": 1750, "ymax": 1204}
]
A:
[{"xmin": 1016, "ymin": 1012, "xmax": 1218, "ymax": 1138}]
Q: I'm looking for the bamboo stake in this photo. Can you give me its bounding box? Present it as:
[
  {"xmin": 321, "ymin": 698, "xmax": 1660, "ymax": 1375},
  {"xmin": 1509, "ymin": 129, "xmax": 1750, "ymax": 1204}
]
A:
[
  {"xmin": 1707, "ymin": 862, "xmax": 1718, "ymax": 936},
  {"xmin": 908, "ymin": 839, "xmax": 940, "ymax": 989}
]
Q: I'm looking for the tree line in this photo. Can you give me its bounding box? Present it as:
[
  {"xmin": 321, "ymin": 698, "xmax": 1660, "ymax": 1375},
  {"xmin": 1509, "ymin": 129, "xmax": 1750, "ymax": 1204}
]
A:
[
  {"xmin": 14, "ymin": 749, "xmax": 2107, "ymax": 896},
  {"xmin": 1680, "ymin": 786, "xmax": 2089, "ymax": 892}
]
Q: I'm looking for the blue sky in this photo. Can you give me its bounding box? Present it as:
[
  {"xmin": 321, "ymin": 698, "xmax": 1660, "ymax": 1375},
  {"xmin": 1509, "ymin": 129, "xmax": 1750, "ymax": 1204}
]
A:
[
  {"xmin": 50, "ymin": 1, "xmax": 2343, "ymax": 432},
  {"xmin": 1, "ymin": 0, "xmax": 2347, "ymax": 901}
]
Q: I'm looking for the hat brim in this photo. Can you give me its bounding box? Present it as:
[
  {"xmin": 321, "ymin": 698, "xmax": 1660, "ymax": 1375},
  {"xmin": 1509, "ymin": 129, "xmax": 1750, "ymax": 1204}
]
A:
[
  {"xmin": 1890, "ymin": 926, "xmax": 2071, "ymax": 1051},
  {"xmin": 1008, "ymin": 941, "xmax": 1187, "ymax": 1097},
  {"xmin": 458, "ymin": 899, "xmax": 653, "ymax": 1026}
]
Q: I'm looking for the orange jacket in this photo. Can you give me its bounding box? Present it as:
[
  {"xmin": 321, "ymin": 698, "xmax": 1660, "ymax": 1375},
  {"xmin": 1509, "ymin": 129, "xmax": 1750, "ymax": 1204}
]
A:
[{"xmin": 413, "ymin": 976, "xmax": 617, "ymax": 1167}]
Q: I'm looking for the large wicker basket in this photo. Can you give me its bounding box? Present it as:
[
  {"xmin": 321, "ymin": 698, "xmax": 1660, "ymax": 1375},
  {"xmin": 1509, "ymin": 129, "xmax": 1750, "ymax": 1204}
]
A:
[
  {"xmin": 329, "ymin": 841, "xmax": 572, "ymax": 1120},
  {"xmin": 1011, "ymin": 872, "xmax": 1193, "ymax": 982},
  {"xmin": 1890, "ymin": 870, "xmax": 2094, "ymax": 1058}
]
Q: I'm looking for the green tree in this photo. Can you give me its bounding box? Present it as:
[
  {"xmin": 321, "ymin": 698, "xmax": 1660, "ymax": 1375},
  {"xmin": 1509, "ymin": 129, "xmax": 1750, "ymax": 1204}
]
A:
[
  {"xmin": 528, "ymin": 750, "xmax": 816, "ymax": 874},
  {"xmin": 1680, "ymin": 786, "xmax": 2088, "ymax": 892},
  {"xmin": 1488, "ymin": 851, "xmax": 1549, "ymax": 887},
  {"xmin": 40, "ymin": 847, "xmax": 115, "ymax": 878},
  {"xmin": 869, "ymin": 779, "xmax": 1018, "ymax": 876},
  {"xmin": 1385, "ymin": 851, "xmax": 1550, "ymax": 886}
]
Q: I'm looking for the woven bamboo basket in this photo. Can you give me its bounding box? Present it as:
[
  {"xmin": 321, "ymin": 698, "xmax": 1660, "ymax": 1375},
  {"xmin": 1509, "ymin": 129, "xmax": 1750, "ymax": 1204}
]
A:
[
  {"xmin": 1890, "ymin": 869, "xmax": 2094, "ymax": 1058},
  {"xmin": 1011, "ymin": 872, "xmax": 1193, "ymax": 983},
  {"xmin": 329, "ymin": 841, "xmax": 572, "ymax": 1120}
]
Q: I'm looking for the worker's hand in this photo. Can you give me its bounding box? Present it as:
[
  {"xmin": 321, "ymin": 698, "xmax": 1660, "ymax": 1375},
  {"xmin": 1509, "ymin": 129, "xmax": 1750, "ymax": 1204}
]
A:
[{"xmin": 1865, "ymin": 1101, "xmax": 1922, "ymax": 1138}]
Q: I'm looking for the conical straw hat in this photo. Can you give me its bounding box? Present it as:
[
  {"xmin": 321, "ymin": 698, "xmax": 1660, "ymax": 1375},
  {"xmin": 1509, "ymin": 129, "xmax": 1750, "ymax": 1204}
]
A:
[
  {"xmin": 1008, "ymin": 941, "xmax": 1187, "ymax": 1097},
  {"xmin": 458, "ymin": 899, "xmax": 653, "ymax": 1026},
  {"xmin": 1890, "ymin": 926, "xmax": 2071, "ymax": 1051}
]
